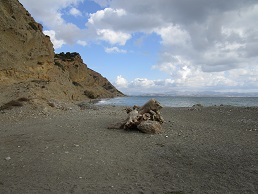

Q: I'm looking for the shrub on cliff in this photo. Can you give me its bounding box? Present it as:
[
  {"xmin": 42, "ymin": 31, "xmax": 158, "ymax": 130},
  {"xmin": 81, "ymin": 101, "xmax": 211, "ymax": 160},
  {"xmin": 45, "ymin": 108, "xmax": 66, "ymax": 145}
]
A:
[
  {"xmin": 84, "ymin": 90, "xmax": 99, "ymax": 99},
  {"xmin": 55, "ymin": 52, "xmax": 79, "ymax": 61}
]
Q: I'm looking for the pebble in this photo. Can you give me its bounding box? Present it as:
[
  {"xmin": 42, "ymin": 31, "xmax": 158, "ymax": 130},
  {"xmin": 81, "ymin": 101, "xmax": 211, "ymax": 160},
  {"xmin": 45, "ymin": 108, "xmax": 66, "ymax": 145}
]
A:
[
  {"xmin": 248, "ymin": 129, "xmax": 258, "ymax": 131},
  {"xmin": 5, "ymin": 156, "xmax": 11, "ymax": 161}
]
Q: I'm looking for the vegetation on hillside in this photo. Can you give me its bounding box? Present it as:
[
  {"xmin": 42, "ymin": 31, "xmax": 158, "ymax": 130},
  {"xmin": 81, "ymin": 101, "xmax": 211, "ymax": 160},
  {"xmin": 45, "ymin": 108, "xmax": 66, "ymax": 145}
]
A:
[{"xmin": 55, "ymin": 52, "xmax": 80, "ymax": 61}]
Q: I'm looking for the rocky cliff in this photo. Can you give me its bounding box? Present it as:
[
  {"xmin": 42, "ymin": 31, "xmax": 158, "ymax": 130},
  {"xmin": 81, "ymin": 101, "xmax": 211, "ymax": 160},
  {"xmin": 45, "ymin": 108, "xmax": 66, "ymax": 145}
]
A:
[
  {"xmin": 54, "ymin": 52, "xmax": 124, "ymax": 99},
  {"xmin": 0, "ymin": 0, "xmax": 123, "ymax": 108}
]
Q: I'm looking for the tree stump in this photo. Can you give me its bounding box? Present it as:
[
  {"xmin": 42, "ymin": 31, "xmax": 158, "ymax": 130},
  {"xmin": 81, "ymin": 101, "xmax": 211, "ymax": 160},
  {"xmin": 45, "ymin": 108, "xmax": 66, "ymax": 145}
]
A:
[
  {"xmin": 137, "ymin": 120, "xmax": 162, "ymax": 134},
  {"xmin": 108, "ymin": 98, "xmax": 164, "ymax": 134}
]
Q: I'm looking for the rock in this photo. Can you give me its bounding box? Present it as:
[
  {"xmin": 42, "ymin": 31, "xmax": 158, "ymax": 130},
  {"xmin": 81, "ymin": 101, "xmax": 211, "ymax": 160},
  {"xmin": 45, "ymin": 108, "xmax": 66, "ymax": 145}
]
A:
[
  {"xmin": 77, "ymin": 102, "xmax": 98, "ymax": 110},
  {"xmin": 5, "ymin": 156, "xmax": 11, "ymax": 161},
  {"xmin": 137, "ymin": 120, "xmax": 163, "ymax": 134}
]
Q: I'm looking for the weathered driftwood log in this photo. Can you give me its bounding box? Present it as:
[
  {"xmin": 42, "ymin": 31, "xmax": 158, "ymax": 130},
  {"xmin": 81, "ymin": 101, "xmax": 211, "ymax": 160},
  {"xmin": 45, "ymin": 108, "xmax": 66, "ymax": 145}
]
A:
[
  {"xmin": 137, "ymin": 120, "xmax": 162, "ymax": 134},
  {"xmin": 108, "ymin": 98, "xmax": 164, "ymax": 134}
]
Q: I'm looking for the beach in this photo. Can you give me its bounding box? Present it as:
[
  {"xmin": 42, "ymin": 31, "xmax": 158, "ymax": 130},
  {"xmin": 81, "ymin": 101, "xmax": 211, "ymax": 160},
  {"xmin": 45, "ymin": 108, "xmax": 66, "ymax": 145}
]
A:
[{"xmin": 0, "ymin": 104, "xmax": 258, "ymax": 193}]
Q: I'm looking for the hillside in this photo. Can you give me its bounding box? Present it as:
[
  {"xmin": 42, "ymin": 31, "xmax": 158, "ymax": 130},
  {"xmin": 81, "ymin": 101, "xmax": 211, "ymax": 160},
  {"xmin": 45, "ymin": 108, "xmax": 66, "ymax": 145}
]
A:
[{"xmin": 0, "ymin": 0, "xmax": 124, "ymax": 108}]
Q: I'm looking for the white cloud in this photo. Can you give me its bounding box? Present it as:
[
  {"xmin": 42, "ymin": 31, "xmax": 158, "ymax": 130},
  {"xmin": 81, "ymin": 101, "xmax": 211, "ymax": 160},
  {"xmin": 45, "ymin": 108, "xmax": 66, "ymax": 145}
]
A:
[
  {"xmin": 115, "ymin": 77, "xmax": 160, "ymax": 94},
  {"xmin": 132, "ymin": 78, "xmax": 156, "ymax": 88},
  {"xmin": 88, "ymin": 8, "xmax": 126, "ymax": 25},
  {"xmin": 86, "ymin": 6, "xmax": 162, "ymax": 33},
  {"xmin": 155, "ymin": 25, "xmax": 190, "ymax": 46},
  {"xmin": 77, "ymin": 40, "xmax": 87, "ymax": 46},
  {"xmin": 115, "ymin": 75, "xmax": 128, "ymax": 88},
  {"xmin": 97, "ymin": 29, "xmax": 131, "ymax": 45},
  {"xmin": 115, "ymin": 70, "xmax": 246, "ymax": 94},
  {"xmin": 43, "ymin": 30, "xmax": 65, "ymax": 49},
  {"xmin": 114, "ymin": 77, "xmax": 178, "ymax": 94},
  {"xmin": 69, "ymin": 7, "xmax": 82, "ymax": 17},
  {"xmin": 104, "ymin": 47, "xmax": 127, "ymax": 54}
]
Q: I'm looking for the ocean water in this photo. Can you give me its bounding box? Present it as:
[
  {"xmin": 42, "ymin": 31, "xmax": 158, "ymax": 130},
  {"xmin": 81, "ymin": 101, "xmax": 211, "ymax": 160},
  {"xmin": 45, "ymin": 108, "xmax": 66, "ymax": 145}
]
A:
[{"xmin": 96, "ymin": 96, "xmax": 258, "ymax": 107}]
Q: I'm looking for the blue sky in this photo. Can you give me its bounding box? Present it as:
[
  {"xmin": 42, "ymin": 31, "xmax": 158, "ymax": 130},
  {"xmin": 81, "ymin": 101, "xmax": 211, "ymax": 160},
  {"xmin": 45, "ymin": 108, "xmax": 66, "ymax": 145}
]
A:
[{"xmin": 19, "ymin": 0, "xmax": 258, "ymax": 95}]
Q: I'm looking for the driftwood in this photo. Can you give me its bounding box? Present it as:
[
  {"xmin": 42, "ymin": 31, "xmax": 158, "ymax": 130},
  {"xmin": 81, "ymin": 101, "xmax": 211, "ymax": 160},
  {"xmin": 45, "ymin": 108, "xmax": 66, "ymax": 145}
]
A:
[{"xmin": 108, "ymin": 98, "xmax": 164, "ymax": 134}]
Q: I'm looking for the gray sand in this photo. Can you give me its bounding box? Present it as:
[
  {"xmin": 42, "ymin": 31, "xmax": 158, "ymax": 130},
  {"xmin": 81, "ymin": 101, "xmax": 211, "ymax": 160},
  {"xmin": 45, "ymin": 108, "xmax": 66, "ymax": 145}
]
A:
[{"xmin": 0, "ymin": 105, "xmax": 258, "ymax": 193}]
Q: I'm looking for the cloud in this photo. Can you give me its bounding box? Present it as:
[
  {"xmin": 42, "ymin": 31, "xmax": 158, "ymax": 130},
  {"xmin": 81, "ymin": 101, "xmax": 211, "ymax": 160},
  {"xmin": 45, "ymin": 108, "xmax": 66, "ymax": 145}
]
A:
[
  {"xmin": 86, "ymin": 7, "xmax": 164, "ymax": 33},
  {"xmin": 77, "ymin": 40, "xmax": 87, "ymax": 46},
  {"xmin": 89, "ymin": 0, "xmax": 258, "ymax": 86},
  {"xmin": 96, "ymin": 29, "xmax": 131, "ymax": 45},
  {"xmin": 114, "ymin": 70, "xmax": 254, "ymax": 94},
  {"xmin": 109, "ymin": 0, "xmax": 256, "ymax": 25},
  {"xmin": 132, "ymin": 78, "xmax": 156, "ymax": 88},
  {"xmin": 115, "ymin": 75, "xmax": 128, "ymax": 88},
  {"xmin": 147, "ymin": 2, "xmax": 258, "ymax": 93},
  {"xmin": 117, "ymin": 61, "xmax": 258, "ymax": 94},
  {"xmin": 69, "ymin": 7, "xmax": 82, "ymax": 17},
  {"xmin": 114, "ymin": 76, "xmax": 177, "ymax": 94},
  {"xmin": 88, "ymin": 8, "xmax": 126, "ymax": 25},
  {"xmin": 43, "ymin": 30, "xmax": 65, "ymax": 49},
  {"xmin": 154, "ymin": 25, "xmax": 190, "ymax": 46},
  {"xmin": 104, "ymin": 47, "xmax": 127, "ymax": 54}
]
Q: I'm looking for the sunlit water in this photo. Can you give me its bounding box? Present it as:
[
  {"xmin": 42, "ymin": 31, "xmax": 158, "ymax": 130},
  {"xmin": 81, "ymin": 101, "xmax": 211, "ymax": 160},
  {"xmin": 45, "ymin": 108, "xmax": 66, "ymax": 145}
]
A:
[{"xmin": 96, "ymin": 96, "xmax": 258, "ymax": 107}]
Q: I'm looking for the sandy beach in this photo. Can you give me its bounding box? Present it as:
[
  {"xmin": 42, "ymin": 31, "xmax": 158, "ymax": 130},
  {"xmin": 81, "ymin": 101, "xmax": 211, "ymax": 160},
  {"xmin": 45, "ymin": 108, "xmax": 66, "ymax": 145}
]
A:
[{"xmin": 0, "ymin": 104, "xmax": 258, "ymax": 193}]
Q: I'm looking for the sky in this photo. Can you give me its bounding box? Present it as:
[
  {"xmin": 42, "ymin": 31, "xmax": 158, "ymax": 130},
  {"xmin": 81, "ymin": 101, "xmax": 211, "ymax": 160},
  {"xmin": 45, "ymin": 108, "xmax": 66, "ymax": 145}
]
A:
[{"xmin": 19, "ymin": 0, "xmax": 258, "ymax": 95}]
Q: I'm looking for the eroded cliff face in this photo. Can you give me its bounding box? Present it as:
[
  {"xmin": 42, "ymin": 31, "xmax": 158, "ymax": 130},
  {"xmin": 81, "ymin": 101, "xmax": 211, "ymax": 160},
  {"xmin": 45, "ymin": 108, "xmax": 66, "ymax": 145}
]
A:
[
  {"xmin": 0, "ymin": 0, "xmax": 54, "ymax": 84},
  {"xmin": 0, "ymin": 0, "xmax": 124, "ymax": 107}
]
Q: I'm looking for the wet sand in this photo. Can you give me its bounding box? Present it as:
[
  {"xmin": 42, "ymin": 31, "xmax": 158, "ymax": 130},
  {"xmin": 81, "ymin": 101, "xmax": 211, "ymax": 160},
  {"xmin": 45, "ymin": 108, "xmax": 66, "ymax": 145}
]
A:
[{"xmin": 0, "ymin": 104, "xmax": 258, "ymax": 193}]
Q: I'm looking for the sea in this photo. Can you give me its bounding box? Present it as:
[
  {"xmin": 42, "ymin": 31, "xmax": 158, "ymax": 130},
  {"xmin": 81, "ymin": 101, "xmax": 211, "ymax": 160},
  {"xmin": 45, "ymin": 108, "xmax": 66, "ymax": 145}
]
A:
[{"xmin": 96, "ymin": 96, "xmax": 258, "ymax": 107}]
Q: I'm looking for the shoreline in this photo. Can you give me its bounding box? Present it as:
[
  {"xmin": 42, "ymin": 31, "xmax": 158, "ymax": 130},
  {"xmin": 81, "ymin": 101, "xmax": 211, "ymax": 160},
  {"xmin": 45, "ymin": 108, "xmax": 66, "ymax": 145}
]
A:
[
  {"xmin": 91, "ymin": 96, "xmax": 258, "ymax": 108},
  {"xmin": 0, "ymin": 105, "xmax": 258, "ymax": 193}
]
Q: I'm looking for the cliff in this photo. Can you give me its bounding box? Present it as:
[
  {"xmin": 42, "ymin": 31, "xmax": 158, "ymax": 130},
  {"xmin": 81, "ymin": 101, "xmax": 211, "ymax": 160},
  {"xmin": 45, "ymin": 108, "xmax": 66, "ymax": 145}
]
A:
[
  {"xmin": 54, "ymin": 52, "xmax": 124, "ymax": 99},
  {"xmin": 0, "ymin": 0, "xmax": 123, "ymax": 108}
]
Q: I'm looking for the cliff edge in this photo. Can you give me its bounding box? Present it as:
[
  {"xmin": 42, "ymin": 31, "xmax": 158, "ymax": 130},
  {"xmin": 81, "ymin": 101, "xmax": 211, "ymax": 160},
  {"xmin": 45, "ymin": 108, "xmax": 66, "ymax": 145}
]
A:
[{"xmin": 0, "ymin": 0, "xmax": 124, "ymax": 109}]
